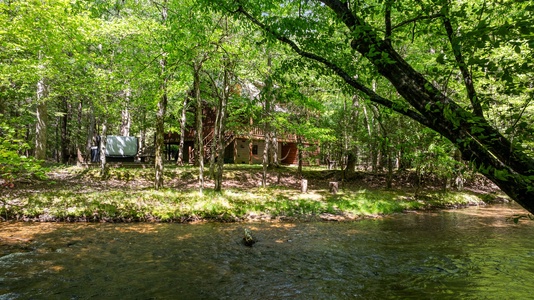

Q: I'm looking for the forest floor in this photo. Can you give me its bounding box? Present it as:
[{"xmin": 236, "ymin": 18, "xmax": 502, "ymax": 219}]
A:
[{"xmin": 0, "ymin": 164, "xmax": 510, "ymax": 223}]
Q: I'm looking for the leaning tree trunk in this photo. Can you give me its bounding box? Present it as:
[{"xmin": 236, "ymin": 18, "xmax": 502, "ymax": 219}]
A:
[
  {"xmin": 238, "ymin": 3, "xmax": 534, "ymax": 213},
  {"xmin": 322, "ymin": 0, "xmax": 534, "ymax": 212}
]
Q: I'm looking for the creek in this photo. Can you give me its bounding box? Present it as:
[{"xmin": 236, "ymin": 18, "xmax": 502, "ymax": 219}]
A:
[{"xmin": 1, "ymin": 204, "xmax": 533, "ymax": 299}]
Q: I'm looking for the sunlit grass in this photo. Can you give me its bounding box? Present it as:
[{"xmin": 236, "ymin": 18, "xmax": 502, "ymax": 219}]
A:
[
  {"xmin": 0, "ymin": 165, "xmax": 502, "ymax": 222},
  {"xmin": 1, "ymin": 186, "xmax": 493, "ymax": 222}
]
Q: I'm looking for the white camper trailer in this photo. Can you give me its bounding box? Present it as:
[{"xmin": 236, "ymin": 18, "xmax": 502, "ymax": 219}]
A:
[{"xmin": 91, "ymin": 136, "xmax": 139, "ymax": 162}]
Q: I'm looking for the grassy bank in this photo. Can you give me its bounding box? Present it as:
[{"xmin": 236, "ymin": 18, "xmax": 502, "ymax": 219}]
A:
[{"xmin": 0, "ymin": 165, "xmax": 506, "ymax": 222}]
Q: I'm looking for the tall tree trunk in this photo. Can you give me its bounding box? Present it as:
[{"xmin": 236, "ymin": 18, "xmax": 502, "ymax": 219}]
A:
[
  {"xmin": 154, "ymin": 61, "xmax": 167, "ymax": 189},
  {"xmin": 209, "ymin": 106, "xmax": 220, "ymax": 179},
  {"xmin": 386, "ymin": 146, "xmax": 393, "ymax": 189},
  {"xmin": 139, "ymin": 109, "xmax": 146, "ymax": 161},
  {"xmin": 86, "ymin": 102, "xmax": 96, "ymax": 163},
  {"xmin": 262, "ymin": 55, "xmax": 273, "ymax": 187},
  {"xmin": 120, "ymin": 87, "xmax": 131, "ymax": 136},
  {"xmin": 120, "ymin": 108, "xmax": 130, "ymax": 136},
  {"xmin": 297, "ymin": 136, "xmax": 303, "ymax": 178},
  {"xmin": 345, "ymin": 152, "xmax": 356, "ymax": 176},
  {"xmin": 361, "ymin": 103, "xmax": 376, "ymax": 172},
  {"xmin": 177, "ymin": 95, "xmax": 188, "ymax": 165},
  {"xmin": 271, "ymin": 133, "xmax": 279, "ymax": 167},
  {"xmin": 345, "ymin": 94, "xmax": 361, "ymax": 174},
  {"xmin": 154, "ymin": 1, "xmax": 168, "ymax": 190},
  {"xmin": 75, "ymin": 98, "xmax": 84, "ymax": 166},
  {"xmin": 35, "ymin": 80, "xmax": 47, "ymax": 161},
  {"xmin": 60, "ymin": 97, "xmax": 70, "ymax": 164},
  {"xmin": 193, "ymin": 64, "xmax": 204, "ymax": 194},
  {"xmin": 100, "ymin": 123, "xmax": 108, "ymax": 178},
  {"xmin": 214, "ymin": 108, "xmax": 227, "ymax": 191},
  {"xmin": 262, "ymin": 131, "xmax": 270, "ymax": 187},
  {"xmin": 214, "ymin": 62, "xmax": 231, "ymax": 192}
]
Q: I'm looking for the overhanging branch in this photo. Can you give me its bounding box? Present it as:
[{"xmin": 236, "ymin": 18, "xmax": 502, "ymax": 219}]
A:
[{"xmin": 235, "ymin": 6, "xmax": 429, "ymax": 126}]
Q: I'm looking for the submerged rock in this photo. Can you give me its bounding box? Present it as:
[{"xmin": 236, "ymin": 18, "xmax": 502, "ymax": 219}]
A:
[{"xmin": 243, "ymin": 228, "xmax": 256, "ymax": 247}]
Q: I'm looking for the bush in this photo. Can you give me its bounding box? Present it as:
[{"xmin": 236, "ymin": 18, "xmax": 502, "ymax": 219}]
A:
[{"xmin": 0, "ymin": 119, "xmax": 47, "ymax": 185}]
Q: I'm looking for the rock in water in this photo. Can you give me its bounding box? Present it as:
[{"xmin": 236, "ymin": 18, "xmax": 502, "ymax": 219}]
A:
[{"xmin": 243, "ymin": 228, "xmax": 256, "ymax": 247}]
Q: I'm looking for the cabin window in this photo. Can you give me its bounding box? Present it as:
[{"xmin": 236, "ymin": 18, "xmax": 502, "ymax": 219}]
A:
[{"xmin": 252, "ymin": 145, "xmax": 258, "ymax": 155}]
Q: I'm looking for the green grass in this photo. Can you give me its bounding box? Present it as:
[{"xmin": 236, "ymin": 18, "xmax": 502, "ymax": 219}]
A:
[
  {"xmin": 0, "ymin": 165, "xmax": 503, "ymax": 222},
  {"xmin": 0, "ymin": 186, "xmax": 495, "ymax": 222}
]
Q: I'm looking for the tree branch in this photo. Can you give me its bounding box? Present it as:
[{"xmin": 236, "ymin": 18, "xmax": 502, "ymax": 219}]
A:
[
  {"xmin": 385, "ymin": 0, "xmax": 392, "ymax": 44},
  {"xmin": 235, "ymin": 5, "xmax": 429, "ymax": 126},
  {"xmin": 441, "ymin": 5, "xmax": 483, "ymax": 118},
  {"xmin": 391, "ymin": 14, "xmax": 444, "ymax": 31}
]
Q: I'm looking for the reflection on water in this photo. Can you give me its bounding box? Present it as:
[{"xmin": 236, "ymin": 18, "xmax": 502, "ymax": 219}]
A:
[{"xmin": 1, "ymin": 204, "xmax": 533, "ymax": 299}]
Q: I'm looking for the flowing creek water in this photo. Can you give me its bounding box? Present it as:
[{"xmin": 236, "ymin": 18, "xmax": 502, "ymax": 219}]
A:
[{"xmin": 1, "ymin": 204, "xmax": 533, "ymax": 299}]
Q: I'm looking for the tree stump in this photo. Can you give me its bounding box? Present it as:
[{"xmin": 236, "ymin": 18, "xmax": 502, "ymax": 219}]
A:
[
  {"xmin": 301, "ymin": 179, "xmax": 308, "ymax": 193},
  {"xmin": 329, "ymin": 182, "xmax": 338, "ymax": 194}
]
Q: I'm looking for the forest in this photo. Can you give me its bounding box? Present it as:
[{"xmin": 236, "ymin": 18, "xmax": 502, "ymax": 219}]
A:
[{"xmin": 1, "ymin": 0, "xmax": 533, "ymax": 216}]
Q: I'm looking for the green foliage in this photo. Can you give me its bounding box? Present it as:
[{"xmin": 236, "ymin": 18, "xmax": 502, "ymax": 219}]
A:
[
  {"xmin": 0, "ymin": 118, "xmax": 47, "ymax": 183},
  {"xmin": 1, "ymin": 0, "xmax": 533, "ymax": 212}
]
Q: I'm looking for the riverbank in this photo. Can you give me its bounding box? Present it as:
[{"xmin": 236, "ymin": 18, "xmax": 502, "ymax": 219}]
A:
[{"xmin": 0, "ymin": 165, "xmax": 508, "ymax": 223}]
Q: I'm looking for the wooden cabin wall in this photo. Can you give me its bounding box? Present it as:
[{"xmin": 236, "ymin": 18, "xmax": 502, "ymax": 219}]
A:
[{"xmin": 233, "ymin": 138, "xmax": 282, "ymax": 164}]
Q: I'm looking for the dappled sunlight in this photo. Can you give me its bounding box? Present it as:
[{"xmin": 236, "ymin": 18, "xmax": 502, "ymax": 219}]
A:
[
  {"xmin": 265, "ymin": 223, "xmax": 297, "ymax": 229},
  {"xmin": 443, "ymin": 205, "xmax": 531, "ymax": 228},
  {"xmin": 48, "ymin": 265, "xmax": 65, "ymax": 272},
  {"xmin": 289, "ymin": 190, "xmax": 325, "ymax": 201},
  {"xmin": 0, "ymin": 222, "xmax": 60, "ymax": 247},
  {"xmin": 1, "ymin": 165, "xmax": 510, "ymax": 222},
  {"xmin": 176, "ymin": 233, "xmax": 194, "ymax": 241},
  {"xmin": 113, "ymin": 225, "xmax": 162, "ymax": 234}
]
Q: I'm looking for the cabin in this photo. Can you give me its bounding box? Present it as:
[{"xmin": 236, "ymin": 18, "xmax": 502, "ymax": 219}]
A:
[
  {"xmin": 164, "ymin": 130, "xmax": 318, "ymax": 166},
  {"xmin": 163, "ymin": 108, "xmax": 319, "ymax": 166}
]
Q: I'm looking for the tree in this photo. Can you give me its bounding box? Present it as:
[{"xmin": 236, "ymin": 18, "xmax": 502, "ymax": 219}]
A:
[
  {"xmin": 207, "ymin": 0, "xmax": 534, "ymax": 213},
  {"xmin": 154, "ymin": 0, "xmax": 170, "ymax": 190},
  {"xmin": 1, "ymin": 0, "xmax": 100, "ymax": 165}
]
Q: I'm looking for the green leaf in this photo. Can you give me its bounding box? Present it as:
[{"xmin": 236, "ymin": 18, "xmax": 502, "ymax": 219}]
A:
[{"xmin": 436, "ymin": 54, "xmax": 446, "ymax": 64}]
